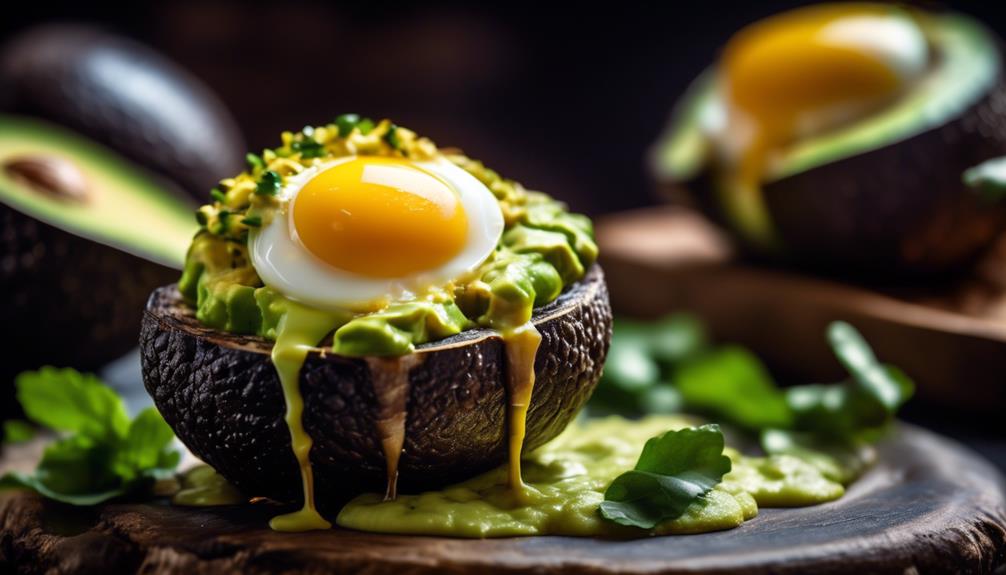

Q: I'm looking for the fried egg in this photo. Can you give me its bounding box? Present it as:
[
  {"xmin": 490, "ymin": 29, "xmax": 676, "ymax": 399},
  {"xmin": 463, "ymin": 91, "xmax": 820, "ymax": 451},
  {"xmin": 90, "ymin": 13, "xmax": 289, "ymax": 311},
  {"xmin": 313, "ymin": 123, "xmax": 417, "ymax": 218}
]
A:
[{"xmin": 251, "ymin": 156, "xmax": 504, "ymax": 311}]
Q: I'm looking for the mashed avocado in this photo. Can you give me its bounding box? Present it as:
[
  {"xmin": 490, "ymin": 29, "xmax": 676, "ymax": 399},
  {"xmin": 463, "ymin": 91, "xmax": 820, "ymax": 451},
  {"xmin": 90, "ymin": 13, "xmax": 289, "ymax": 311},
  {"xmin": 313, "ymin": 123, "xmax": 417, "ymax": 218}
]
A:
[
  {"xmin": 178, "ymin": 117, "xmax": 597, "ymax": 355},
  {"xmin": 336, "ymin": 415, "xmax": 844, "ymax": 537}
]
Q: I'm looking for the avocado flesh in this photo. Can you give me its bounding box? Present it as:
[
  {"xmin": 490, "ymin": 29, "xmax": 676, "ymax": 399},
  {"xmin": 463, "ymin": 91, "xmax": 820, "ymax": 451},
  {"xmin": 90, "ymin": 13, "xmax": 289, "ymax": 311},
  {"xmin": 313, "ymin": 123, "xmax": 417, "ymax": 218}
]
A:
[
  {"xmin": 0, "ymin": 115, "xmax": 196, "ymax": 269},
  {"xmin": 652, "ymin": 13, "xmax": 1006, "ymax": 272},
  {"xmin": 140, "ymin": 266, "xmax": 612, "ymax": 510}
]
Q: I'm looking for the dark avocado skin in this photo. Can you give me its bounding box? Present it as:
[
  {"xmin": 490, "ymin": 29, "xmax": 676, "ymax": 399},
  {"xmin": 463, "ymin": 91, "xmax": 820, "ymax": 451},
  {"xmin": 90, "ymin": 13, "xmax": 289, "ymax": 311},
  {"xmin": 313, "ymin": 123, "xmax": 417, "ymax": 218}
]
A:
[
  {"xmin": 761, "ymin": 74, "xmax": 1006, "ymax": 276},
  {"xmin": 0, "ymin": 24, "xmax": 244, "ymax": 200},
  {"xmin": 140, "ymin": 265, "xmax": 612, "ymax": 510},
  {"xmin": 0, "ymin": 203, "xmax": 178, "ymax": 417}
]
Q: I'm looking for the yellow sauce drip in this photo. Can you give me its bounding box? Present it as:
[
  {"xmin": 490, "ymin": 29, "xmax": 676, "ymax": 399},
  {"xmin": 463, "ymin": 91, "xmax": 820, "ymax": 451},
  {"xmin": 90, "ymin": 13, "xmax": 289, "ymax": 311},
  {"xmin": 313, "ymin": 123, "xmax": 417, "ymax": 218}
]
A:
[
  {"xmin": 717, "ymin": 3, "xmax": 925, "ymax": 246},
  {"xmin": 366, "ymin": 355, "xmax": 423, "ymax": 501},
  {"xmin": 268, "ymin": 303, "xmax": 344, "ymax": 532},
  {"xmin": 501, "ymin": 322, "xmax": 542, "ymax": 497}
]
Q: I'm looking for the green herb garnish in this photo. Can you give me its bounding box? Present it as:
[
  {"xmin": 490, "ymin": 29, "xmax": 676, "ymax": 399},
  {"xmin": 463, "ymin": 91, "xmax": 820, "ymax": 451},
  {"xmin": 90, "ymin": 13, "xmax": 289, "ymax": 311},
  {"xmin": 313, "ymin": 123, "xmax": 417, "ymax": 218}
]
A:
[
  {"xmin": 210, "ymin": 188, "xmax": 227, "ymax": 203},
  {"xmin": 255, "ymin": 170, "xmax": 282, "ymax": 197},
  {"xmin": 245, "ymin": 152, "xmax": 265, "ymax": 171},
  {"xmin": 242, "ymin": 215, "xmax": 262, "ymax": 228},
  {"xmin": 335, "ymin": 113, "xmax": 361, "ymax": 137},
  {"xmin": 600, "ymin": 424, "xmax": 731, "ymax": 529},
  {"xmin": 384, "ymin": 124, "xmax": 401, "ymax": 150},
  {"xmin": 0, "ymin": 368, "xmax": 180, "ymax": 505},
  {"xmin": 292, "ymin": 137, "xmax": 325, "ymax": 159}
]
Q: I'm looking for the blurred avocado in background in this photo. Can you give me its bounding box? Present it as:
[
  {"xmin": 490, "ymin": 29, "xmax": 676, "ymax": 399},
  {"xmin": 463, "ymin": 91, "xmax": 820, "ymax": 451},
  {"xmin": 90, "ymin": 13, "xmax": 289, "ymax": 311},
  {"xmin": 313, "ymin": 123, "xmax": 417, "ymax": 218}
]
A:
[{"xmin": 0, "ymin": 25, "xmax": 245, "ymax": 416}]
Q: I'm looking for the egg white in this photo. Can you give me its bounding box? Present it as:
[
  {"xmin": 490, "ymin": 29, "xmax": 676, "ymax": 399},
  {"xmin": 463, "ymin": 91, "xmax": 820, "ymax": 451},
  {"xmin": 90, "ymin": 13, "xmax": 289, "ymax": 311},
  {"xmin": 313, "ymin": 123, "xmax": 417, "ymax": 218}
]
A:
[{"xmin": 250, "ymin": 156, "xmax": 504, "ymax": 311}]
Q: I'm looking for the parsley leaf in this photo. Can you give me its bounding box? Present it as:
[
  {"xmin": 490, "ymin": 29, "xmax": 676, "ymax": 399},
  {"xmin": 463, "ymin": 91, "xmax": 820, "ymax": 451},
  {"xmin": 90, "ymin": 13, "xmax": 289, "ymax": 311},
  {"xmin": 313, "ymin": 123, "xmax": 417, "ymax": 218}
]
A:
[
  {"xmin": 292, "ymin": 137, "xmax": 325, "ymax": 158},
  {"xmin": 255, "ymin": 170, "xmax": 281, "ymax": 197},
  {"xmin": 0, "ymin": 368, "xmax": 179, "ymax": 505},
  {"xmin": 675, "ymin": 346, "xmax": 792, "ymax": 431},
  {"xmin": 600, "ymin": 424, "xmax": 731, "ymax": 529}
]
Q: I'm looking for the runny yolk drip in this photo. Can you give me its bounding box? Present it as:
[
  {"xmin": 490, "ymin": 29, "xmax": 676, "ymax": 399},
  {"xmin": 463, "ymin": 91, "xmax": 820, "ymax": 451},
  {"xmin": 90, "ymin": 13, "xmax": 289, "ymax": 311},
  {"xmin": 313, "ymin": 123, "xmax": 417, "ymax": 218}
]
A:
[
  {"xmin": 718, "ymin": 4, "xmax": 922, "ymax": 245},
  {"xmin": 268, "ymin": 303, "xmax": 346, "ymax": 532},
  {"xmin": 292, "ymin": 157, "xmax": 468, "ymax": 278},
  {"xmin": 501, "ymin": 322, "xmax": 542, "ymax": 499}
]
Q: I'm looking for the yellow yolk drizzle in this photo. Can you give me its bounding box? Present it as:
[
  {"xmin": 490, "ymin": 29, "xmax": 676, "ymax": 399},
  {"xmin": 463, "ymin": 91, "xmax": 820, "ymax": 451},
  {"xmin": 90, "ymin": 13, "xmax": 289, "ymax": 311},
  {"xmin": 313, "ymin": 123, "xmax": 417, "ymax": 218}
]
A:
[
  {"xmin": 502, "ymin": 322, "xmax": 543, "ymax": 499},
  {"xmin": 719, "ymin": 4, "xmax": 919, "ymax": 246},
  {"xmin": 268, "ymin": 303, "xmax": 346, "ymax": 532},
  {"xmin": 292, "ymin": 157, "xmax": 468, "ymax": 279}
]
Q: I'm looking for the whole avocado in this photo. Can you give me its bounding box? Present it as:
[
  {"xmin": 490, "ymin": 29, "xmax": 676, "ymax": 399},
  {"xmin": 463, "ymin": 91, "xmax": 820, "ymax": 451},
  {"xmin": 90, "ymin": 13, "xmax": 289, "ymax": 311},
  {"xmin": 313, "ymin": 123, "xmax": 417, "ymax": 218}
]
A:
[{"xmin": 0, "ymin": 24, "xmax": 244, "ymax": 200}]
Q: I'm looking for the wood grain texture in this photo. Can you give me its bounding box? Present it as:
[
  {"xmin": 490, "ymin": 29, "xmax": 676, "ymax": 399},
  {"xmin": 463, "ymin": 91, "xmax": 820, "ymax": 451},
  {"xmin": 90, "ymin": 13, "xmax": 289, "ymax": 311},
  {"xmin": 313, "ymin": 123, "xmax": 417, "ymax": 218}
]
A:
[
  {"xmin": 597, "ymin": 207, "xmax": 1006, "ymax": 412},
  {"xmin": 1, "ymin": 424, "xmax": 1004, "ymax": 574}
]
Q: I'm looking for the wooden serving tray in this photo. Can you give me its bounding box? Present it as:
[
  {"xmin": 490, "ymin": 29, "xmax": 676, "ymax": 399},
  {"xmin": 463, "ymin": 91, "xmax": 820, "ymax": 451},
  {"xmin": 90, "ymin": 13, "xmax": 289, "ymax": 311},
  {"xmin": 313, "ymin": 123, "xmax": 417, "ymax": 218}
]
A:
[
  {"xmin": 597, "ymin": 207, "xmax": 1006, "ymax": 413},
  {"xmin": 1, "ymin": 424, "xmax": 1004, "ymax": 574}
]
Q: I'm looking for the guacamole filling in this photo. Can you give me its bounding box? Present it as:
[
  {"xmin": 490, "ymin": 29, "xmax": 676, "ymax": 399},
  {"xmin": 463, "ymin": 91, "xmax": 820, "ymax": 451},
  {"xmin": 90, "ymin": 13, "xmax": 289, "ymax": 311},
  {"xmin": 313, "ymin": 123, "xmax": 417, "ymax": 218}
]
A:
[
  {"xmin": 337, "ymin": 415, "xmax": 845, "ymax": 537},
  {"xmin": 179, "ymin": 118, "xmax": 597, "ymax": 357}
]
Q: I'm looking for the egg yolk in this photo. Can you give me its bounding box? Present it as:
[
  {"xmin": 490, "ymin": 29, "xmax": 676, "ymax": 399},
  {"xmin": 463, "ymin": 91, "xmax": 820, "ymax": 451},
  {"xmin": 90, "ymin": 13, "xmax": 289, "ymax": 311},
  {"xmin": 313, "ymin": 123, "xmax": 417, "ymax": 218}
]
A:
[
  {"xmin": 723, "ymin": 4, "xmax": 912, "ymax": 183},
  {"xmin": 292, "ymin": 157, "xmax": 468, "ymax": 278}
]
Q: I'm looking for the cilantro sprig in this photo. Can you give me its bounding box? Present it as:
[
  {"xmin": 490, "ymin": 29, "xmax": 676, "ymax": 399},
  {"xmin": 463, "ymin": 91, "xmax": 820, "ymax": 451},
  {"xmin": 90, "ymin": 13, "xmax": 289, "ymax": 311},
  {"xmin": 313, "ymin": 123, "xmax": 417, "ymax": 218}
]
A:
[
  {"xmin": 0, "ymin": 368, "xmax": 180, "ymax": 505},
  {"xmin": 600, "ymin": 424, "xmax": 731, "ymax": 529}
]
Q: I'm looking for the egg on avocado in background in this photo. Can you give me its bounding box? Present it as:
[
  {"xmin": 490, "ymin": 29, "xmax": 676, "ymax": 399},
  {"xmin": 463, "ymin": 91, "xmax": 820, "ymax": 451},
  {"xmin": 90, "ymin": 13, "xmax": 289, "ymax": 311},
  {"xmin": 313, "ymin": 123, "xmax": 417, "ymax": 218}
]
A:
[{"xmin": 651, "ymin": 4, "xmax": 1006, "ymax": 275}]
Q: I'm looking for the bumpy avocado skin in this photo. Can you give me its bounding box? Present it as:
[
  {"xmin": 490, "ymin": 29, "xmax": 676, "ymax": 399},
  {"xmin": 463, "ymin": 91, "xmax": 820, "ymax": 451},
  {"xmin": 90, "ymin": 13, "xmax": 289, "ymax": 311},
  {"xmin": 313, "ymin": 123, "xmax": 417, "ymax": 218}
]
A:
[
  {"xmin": 140, "ymin": 266, "xmax": 612, "ymax": 509},
  {"xmin": 1, "ymin": 204, "xmax": 177, "ymax": 416},
  {"xmin": 762, "ymin": 76, "xmax": 1006, "ymax": 275},
  {"xmin": 0, "ymin": 24, "xmax": 244, "ymax": 200}
]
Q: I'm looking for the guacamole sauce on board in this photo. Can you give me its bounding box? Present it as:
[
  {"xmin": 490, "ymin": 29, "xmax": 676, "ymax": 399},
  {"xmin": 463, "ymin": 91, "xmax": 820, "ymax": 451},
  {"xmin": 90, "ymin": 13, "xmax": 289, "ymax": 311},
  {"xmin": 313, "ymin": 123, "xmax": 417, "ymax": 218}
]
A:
[{"xmin": 337, "ymin": 415, "xmax": 844, "ymax": 537}]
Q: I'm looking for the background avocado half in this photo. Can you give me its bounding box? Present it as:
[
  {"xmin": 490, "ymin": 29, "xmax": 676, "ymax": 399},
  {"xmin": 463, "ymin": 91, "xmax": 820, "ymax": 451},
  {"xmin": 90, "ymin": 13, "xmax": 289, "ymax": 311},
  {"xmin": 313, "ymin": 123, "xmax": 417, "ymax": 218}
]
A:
[
  {"xmin": 651, "ymin": 12, "xmax": 1006, "ymax": 276},
  {"xmin": 0, "ymin": 116, "xmax": 198, "ymax": 414},
  {"xmin": 140, "ymin": 266, "xmax": 612, "ymax": 507},
  {"xmin": 0, "ymin": 24, "xmax": 245, "ymax": 201}
]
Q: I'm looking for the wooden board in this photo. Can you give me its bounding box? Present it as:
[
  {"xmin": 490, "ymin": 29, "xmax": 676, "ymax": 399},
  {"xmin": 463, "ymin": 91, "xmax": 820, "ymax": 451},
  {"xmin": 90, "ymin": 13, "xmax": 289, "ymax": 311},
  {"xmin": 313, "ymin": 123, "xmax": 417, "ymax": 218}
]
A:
[
  {"xmin": 596, "ymin": 207, "xmax": 1006, "ymax": 413},
  {"xmin": 1, "ymin": 424, "xmax": 1004, "ymax": 574}
]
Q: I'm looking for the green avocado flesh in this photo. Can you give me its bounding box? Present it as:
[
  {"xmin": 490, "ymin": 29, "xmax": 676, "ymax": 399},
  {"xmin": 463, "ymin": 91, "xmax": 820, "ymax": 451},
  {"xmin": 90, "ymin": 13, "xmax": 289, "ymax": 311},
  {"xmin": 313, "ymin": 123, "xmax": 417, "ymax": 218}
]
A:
[
  {"xmin": 653, "ymin": 13, "xmax": 1001, "ymax": 245},
  {"xmin": 0, "ymin": 115, "xmax": 197, "ymax": 268},
  {"xmin": 336, "ymin": 415, "xmax": 845, "ymax": 537}
]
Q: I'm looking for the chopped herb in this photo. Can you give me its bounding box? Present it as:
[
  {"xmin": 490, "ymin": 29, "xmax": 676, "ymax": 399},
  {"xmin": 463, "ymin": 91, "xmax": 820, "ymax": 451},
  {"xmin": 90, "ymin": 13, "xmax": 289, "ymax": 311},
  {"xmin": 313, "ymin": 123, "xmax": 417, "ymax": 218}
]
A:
[
  {"xmin": 2, "ymin": 420, "xmax": 35, "ymax": 444},
  {"xmin": 599, "ymin": 424, "xmax": 731, "ymax": 529},
  {"xmin": 245, "ymin": 152, "xmax": 265, "ymax": 171},
  {"xmin": 195, "ymin": 210, "xmax": 209, "ymax": 226},
  {"xmin": 210, "ymin": 188, "xmax": 227, "ymax": 203},
  {"xmin": 256, "ymin": 170, "xmax": 281, "ymax": 197},
  {"xmin": 292, "ymin": 137, "xmax": 326, "ymax": 158},
  {"xmin": 357, "ymin": 117, "xmax": 375, "ymax": 135},
  {"xmin": 0, "ymin": 368, "xmax": 180, "ymax": 505},
  {"xmin": 335, "ymin": 113, "xmax": 361, "ymax": 137},
  {"xmin": 384, "ymin": 124, "xmax": 401, "ymax": 150},
  {"xmin": 242, "ymin": 214, "xmax": 262, "ymax": 228}
]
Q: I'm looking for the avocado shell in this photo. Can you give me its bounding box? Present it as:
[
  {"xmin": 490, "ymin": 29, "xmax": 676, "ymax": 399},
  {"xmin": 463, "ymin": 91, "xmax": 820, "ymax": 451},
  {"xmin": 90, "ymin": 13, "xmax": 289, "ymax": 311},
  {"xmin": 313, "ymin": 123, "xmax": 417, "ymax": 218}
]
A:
[
  {"xmin": 0, "ymin": 24, "xmax": 244, "ymax": 200},
  {"xmin": 760, "ymin": 75, "xmax": 1006, "ymax": 275},
  {"xmin": 0, "ymin": 202, "xmax": 178, "ymax": 416},
  {"xmin": 140, "ymin": 265, "xmax": 612, "ymax": 508}
]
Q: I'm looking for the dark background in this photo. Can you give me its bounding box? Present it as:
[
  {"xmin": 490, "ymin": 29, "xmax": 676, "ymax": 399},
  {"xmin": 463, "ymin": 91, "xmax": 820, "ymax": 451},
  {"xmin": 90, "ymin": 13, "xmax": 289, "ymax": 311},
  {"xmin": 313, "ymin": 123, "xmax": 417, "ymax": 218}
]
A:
[
  {"xmin": 2, "ymin": 2, "xmax": 1005, "ymax": 467},
  {"xmin": 3, "ymin": 1, "xmax": 1004, "ymax": 215}
]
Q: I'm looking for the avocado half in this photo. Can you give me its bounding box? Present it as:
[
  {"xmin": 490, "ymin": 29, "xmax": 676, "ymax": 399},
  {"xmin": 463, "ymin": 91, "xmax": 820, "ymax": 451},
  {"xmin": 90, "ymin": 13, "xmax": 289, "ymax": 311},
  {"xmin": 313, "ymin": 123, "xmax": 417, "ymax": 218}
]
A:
[
  {"xmin": 0, "ymin": 116, "xmax": 197, "ymax": 414},
  {"xmin": 140, "ymin": 265, "xmax": 612, "ymax": 508},
  {"xmin": 651, "ymin": 12, "xmax": 1006, "ymax": 275},
  {"xmin": 0, "ymin": 24, "xmax": 245, "ymax": 200}
]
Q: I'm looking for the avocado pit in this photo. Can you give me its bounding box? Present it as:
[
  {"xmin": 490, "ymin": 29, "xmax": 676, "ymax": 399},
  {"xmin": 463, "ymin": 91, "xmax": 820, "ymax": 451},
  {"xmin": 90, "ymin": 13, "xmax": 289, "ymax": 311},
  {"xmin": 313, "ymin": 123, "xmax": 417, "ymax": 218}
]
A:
[{"xmin": 3, "ymin": 155, "xmax": 89, "ymax": 203}]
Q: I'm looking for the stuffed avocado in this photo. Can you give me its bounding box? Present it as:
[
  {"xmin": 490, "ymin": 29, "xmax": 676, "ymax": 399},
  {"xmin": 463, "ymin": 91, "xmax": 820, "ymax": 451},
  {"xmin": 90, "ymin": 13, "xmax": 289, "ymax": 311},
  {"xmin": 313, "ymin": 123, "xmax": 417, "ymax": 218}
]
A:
[
  {"xmin": 141, "ymin": 115, "xmax": 610, "ymax": 532},
  {"xmin": 652, "ymin": 4, "xmax": 1006, "ymax": 275}
]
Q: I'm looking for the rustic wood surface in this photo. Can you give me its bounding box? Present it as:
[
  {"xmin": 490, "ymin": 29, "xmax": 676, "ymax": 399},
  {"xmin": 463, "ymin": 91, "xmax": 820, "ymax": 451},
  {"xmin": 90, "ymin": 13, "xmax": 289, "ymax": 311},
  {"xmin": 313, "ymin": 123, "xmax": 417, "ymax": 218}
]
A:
[
  {"xmin": 597, "ymin": 207, "xmax": 1006, "ymax": 412},
  {"xmin": 1, "ymin": 423, "xmax": 1004, "ymax": 574}
]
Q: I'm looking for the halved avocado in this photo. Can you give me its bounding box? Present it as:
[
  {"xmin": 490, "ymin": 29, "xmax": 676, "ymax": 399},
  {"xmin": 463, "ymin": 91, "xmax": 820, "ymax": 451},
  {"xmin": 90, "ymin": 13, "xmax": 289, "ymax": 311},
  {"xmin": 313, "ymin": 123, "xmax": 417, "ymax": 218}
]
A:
[
  {"xmin": 0, "ymin": 115, "xmax": 197, "ymax": 412},
  {"xmin": 651, "ymin": 12, "xmax": 1006, "ymax": 275},
  {"xmin": 139, "ymin": 266, "xmax": 611, "ymax": 508},
  {"xmin": 0, "ymin": 24, "xmax": 245, "ymax": 201}
]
